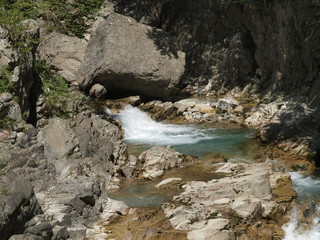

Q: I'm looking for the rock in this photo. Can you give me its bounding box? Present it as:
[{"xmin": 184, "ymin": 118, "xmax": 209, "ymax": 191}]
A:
[
  {"xmin": 99, "ymin": 198, "xmax": 129, "ymax": 223},
  {"xmin": 232, "ymin": 105, "xmax": 244, "ymax": 115},
  {"xmin": 38, "ymin": 32, "xmax": 88, "ymax": 83},
  {"xmin": 89, "ymin": 84, "xmax": 107, "ymax": 99},
  {"xmin": 0, "ymin": 27, "xmax": 17, "ymax": 66},
  {"xmin": 194, "ymin": 103, "xmax": 215, "ymax": 114},
  {"xmin": 187, "ymin": 219, "xmax": 234, "ymax": 240},
  {"xmin": 52, "ymin": 226, "xmax": 69, "ymax": 240},
  {"xmin": 162, "ymin": 160, "xmax": 295, "ymax": 238},
  {"xmin": 139, "ymin": 146, "xmax": 194, "ymax": 179},
  {"xmin": 25, "ymin": 222, "xmax": 53, "ymax": 240},
  {"xmin": 77, "ymin": 13, "xmax": 185, "ymax": 98},
  {"xmin": 155, "ymin": 178, "xmax": 182, "ymax": 188},
  {"xmin": 0, "ymin": 93, "xmax": 13, "ymax": 103},
  {"xmin": 41, "ymin": 118, "xmax": 79, "ymax": 159},
  {"xmin": 215, "ymin": 97, "xmax": 239, "ymax": 111},
  {"xmin": 0, "ymin": 178, "xmax": 41, "ymax": 240},
  {"xmin": 16, "ymin": 132, "xmax": 29, "ymax": 148}
]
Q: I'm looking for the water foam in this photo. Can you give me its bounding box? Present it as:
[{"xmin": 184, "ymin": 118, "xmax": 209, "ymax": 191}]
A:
[
  {"xmin": 283, "ymin": 172, "xmax": 320, "ymax": 240},
  {"xmin": 115, "ymin": 105, "xmax": 216, "ymax": 145}
]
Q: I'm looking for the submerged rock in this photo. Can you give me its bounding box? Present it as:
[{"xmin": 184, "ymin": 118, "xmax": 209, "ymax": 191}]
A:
[{"xmin": 77, "ymin": 13, "xmax": 185, "ymax": 98}]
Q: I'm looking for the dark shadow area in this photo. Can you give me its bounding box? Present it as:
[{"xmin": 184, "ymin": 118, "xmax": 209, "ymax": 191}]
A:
[
  {"xmin": 26, "ymin": 71, "xmax": 42, "ymax": 127},
  {"xmin": 146, "ymin": 28, "xmax": 179, "ymax": 59}
]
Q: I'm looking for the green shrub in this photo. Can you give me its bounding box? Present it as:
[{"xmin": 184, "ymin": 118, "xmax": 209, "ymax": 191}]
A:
[
  {"xmin": 0, "ymin": 117, "xmax": 15, "ymax": 130},
  {"xmin": 35, "ymin": 60, "xmax": 69, "ymax": 117},
  {"xmin": 0, "ymin": 66, "xmax": 14, "ymax": 93},
  {"xmin": 0, "ymin": 186, "xmax": 10, "ymax": 195},
  {"xmin": 46, "ymin": 0, "xmax": 104, "ymax": 38}
]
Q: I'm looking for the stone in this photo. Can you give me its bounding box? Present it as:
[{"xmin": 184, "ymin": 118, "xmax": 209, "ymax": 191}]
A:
[
  {"xmin": 162, "ymin": 160, "xmax": 294, "ymax": 238},
  {"xmin": 38, "ymin": 32, "xmax": 88, "ymax": 83},
  {"xmin": 0, "ymin": 178, "xmax": 41, "ymax": 240},
  {"xmin": 139, "ymin": 146, "xmax": 194, "ymax": 179},
  {"xmin": 215, "ymin": 97, "xmax": 239, "ymax": 111},
  {"xmin": 89, "ymin": 84, "xmax": 107, "ymax": 99},
  {"xmin": 16, "ymin": 132, "xmax": 30, "ymax": 148},
  {"xmin": 77, "ymin": 13, "xmax": 185, "ymax": 98},
  {"xmin": 0, "ymin": 27, "xmax": 17, "ymax": 66},
  {"xmin": 187, "ymin": 219, "xmax": 234, "ymax": 240},
  {"xmin": 52, "ymin": 226, "xmax": 69, "ymax": 240},
  {"xmin": 0, "ymin": 93, "xmax": 13, "ymax": 103},
  {"xmin": 41, "ymin": 118, "xmax": 79, "ymax": 159},
  {"xmin": 194, "ymin": 103, "xmax": 215, "ymax": 114},
  {"xmin": 155, "ymin": 178, "xmax": 182, "ymax": 188}
]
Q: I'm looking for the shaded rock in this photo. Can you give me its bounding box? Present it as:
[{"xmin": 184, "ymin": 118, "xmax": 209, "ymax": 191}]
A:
[
  {"xmin": 0, "ymin": 178, "xmax": 41, "ymax": 240},
  {"xmin": 139, "ymin": 146, "xmax": 194, "ymax": 179},
  {"xmin": 89, "ymin": 84, "xmax": 107, "ymax": 99},
  {"xmin": 38, "ymin": 32, "xmax": 87, "ymax": 83},
  {"xmin": 78, "ymin": 13, "xmax": 185, "ymax": 98}
]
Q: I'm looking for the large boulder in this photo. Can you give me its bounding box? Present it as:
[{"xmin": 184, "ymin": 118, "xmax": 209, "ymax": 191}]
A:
[
  {"xmin": 38, "ymin": 32, "xmax": 88, "ymax": 83},
  {"xmin": 77, "ymin": 13, "xmax": 185, "ymax": 98}
]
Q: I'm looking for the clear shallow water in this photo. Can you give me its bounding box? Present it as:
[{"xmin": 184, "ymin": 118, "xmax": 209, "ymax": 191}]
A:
[
  {"xmin": 115, "ymin": 105, "xmax": 256, "ymax": 159},
  {"xmin": 112, "ymin": 105, "xmax": 320, "ymax": 238}
]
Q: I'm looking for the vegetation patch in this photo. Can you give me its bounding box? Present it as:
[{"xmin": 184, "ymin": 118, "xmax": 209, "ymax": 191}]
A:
[
  {"xmin": 35, "ymin": 60, "xmax": 69, "ymax": 118},
  {"xmin": 0, "ymin": 117, "xmax": 15, "ymax": 130},
  {"xmin": 0, "ymin": 66, "xmax": 14, "ymax": 93},
  {"xmin": 0, "ymin": 0, "xmax": 104, "ymax": 39}
]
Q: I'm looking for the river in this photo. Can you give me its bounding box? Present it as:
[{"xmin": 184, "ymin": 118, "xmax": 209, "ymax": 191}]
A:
[{"xmin": 111, "ymin": 105, "xmax": 320, "ymax": 239}]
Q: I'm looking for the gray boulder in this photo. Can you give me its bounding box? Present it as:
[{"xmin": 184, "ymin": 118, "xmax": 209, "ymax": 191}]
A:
[
  {"xmin": 139, "ymin": 145, "xmax": 194, "ymax": 179},
  {"xmin": 77, "ymin": 13, "xmax": 185, "ymax": 98},
  {"xmin": 38, "ymin": 32, "xmax": 87, "ymax": 83},
  {"xmin": 41, "ymin": 118, "xmax": 79, "ymax": 159},
  {"xmin": 89, "ymin": 84, "xmax": 107, "ymax": 99}
]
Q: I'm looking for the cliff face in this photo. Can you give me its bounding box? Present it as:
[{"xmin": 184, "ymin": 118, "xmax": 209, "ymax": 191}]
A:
[{"xmin": 112, "ymin": 0, "xmax": 320, "ymax": 107}]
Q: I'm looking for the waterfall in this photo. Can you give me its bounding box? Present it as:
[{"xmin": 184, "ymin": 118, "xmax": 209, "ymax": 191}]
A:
[
  {"xmin": 115, "ymin": 105, "xmax": 215, "ymax": 145},
  {"xmin": 283, "ymin": 172, "xmax": 320, "ymax": 240}
]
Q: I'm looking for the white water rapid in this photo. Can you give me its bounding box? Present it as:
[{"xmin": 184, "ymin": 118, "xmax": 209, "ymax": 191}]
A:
[
  {"xmin": 283, "ymin": 172, "xmax": 320, "ymax": 240},
  {"xmin": 115, "ymin": 105, "xmax": 216, "ymax": 145}
]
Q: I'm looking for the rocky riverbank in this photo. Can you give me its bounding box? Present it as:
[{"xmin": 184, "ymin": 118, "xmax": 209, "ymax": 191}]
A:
[{"xmin": 1, "ymin": 0, "xmax": 319, "ymax": 239}]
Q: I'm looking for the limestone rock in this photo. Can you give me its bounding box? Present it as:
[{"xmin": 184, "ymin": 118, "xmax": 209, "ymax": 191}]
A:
[
  {"xmin": 77, "ymin": 13, "xmax": 185, "ymax": 98},
  {"xmin": 89, "ymin": 84, "xmax": 107, "ymax": 99},
  {"xmin": 38, "ymin": 32, "xmax": 87, "ymax": 83},
  {"xmin": 41, "ymin": 118, "xmax": 79, "ymax": 159},
  {"xmin": 0, "ymin": 27, "xmax": 17, "ymax": 66},
  {"xmin": 139, "ymin": 146, "xmax": 194, "ymax": 179},
  {"xmin": 162, "ymin": 160, "xmax": 295, "ymax": 238}
]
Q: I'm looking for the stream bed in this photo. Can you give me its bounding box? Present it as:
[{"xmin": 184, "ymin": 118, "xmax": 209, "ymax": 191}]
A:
[{"xmin": 109, "ymin": 105, "xmax": 320, "ymax": 239}]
